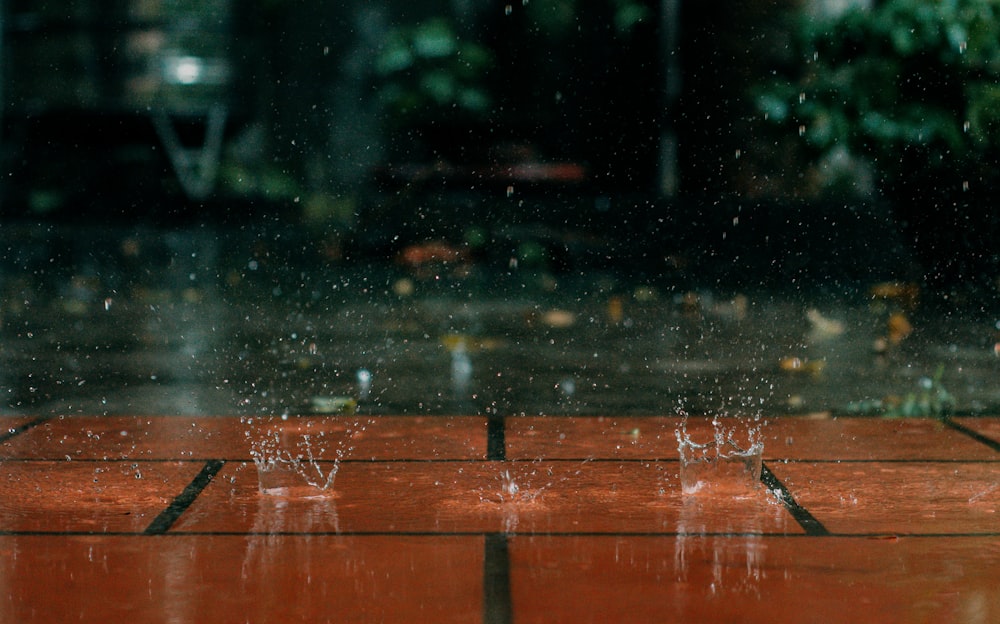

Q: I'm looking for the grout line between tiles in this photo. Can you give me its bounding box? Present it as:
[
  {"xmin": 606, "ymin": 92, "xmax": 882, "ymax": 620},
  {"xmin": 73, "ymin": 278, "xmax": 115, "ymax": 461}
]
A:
[
  {"xmin": 760, "ymin": 463, "xmax": 830, "ymax": 536},
  {"xmin": 0, "ymin": 416, "xmax": 52, "ymax": 444},
  {"xmin": 483, "ymin": 533, "xmax": 513, "ymax": 624},
  {"xmin": 5, "ymin": 456, "xmax": 1000, "ymax": 464},
  {"xmin": 487, "ymin": 415, "xmax": 507, "ymax": 461},
  {"xmin": 5, "ymin": 530, "xmax": 1000, "ymax": 538},
  {"xmin": 943, "ymin": 417, "xmax": 1000, "ymax": 453},
  {"xmin": 143, "ymin": 459, "xmax": 226, "ymax": 535}
]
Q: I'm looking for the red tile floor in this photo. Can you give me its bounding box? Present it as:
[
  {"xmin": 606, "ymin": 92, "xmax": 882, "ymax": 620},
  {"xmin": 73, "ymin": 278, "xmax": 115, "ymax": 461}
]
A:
[{"xmin": 1, "ymin": 414, "xmax": 998, "ymax": 623}]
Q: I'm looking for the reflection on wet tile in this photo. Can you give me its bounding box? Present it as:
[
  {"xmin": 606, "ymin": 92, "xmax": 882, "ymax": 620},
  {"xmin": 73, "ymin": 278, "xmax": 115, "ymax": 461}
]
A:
[
  {"xmin": 0, "ymin": 415, "xmax": 488, "ymax": 461},
  {"xmin": 509, "ymin": 536, "xmax": 1000, "ymax": 624},
  {"xmin": 176, "ymin": 460, "xmax": 799, "ymax": 535},
  {"xmin": 0, "ymin": 534, "xmax": 482, "ymax": 624},
  {"xmin": 0, "ymin": 460, "xmax": 203, "ymax": 533},
  {"xmin": 769, "ymin": 462, "xmax": 1000, "ymax": 535}
]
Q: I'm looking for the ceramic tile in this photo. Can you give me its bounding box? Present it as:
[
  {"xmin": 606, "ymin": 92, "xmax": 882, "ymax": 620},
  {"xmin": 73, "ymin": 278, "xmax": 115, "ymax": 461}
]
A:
[
  {"xmin": 768, "ymin": 461, "xmax": 1000, "ymax": 534},
  {"xmin": 763, "ymin": 417, "xmax": 999, "ymax": 461},
  {"xmin": 0, "ymin": 534, "xmax": 482, "ymax": 624},
  {"xmin": 0, "ymin": 415, "xmax": 487, "ymax": 461},
  {"xmin": 506, "ymin": 416, "xmax": 683, "ymax": 460},
  {"xmin": 0, "ymin": 460, "xmax": 204, "ymax": 533},
  {"xmin": 175, "ymin": 459, "xmax": 799, "ymax": 535},
  {"xmin": 509, "ymin": 535, "xmax": 1000, "ymax": 624}
]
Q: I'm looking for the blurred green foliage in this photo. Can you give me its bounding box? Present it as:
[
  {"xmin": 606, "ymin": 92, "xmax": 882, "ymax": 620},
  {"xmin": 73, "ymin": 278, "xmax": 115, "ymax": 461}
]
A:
[
  {"xmin": 524, "ymin": 0, "xmax": 651, "ymax": 37},
  {"xmin": 375, "ymin": 17, "xmax": 494, "ymax": 126},
  {"xmin": 844, "ymin": 364, "xmax": 956, "ymax": 417},
  {"xmin": 755, "ymin": 0, "xmax": 1000, "ymax": 197}
]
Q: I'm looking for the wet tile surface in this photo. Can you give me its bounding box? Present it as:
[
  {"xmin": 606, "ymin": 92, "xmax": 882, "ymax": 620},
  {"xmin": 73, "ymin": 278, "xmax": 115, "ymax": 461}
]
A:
[
  {"xmin": 1, "ymin": 415, "xmax": 998, "ymax": 623},
  {"xmin": 0, "ymin": 415, "xmax": 487, "ymax": 461},
  {"xmin": 509, "ymin": 535, "xmax": 1000, "ymax": 624},
  {"xmin": 762, "ymin": 416, "xmax": 1000, "ymax": 460},
  {"xmin": 0, "ymin": 460, "xmax": 204, "ymax": 533},
  {"xmin": 951, "ymin": 417, "xmax": 1000, "ymax": 451},
  {"xmin": 506, "ymin": 415, "xmax": 1000, "ymax": 461},
  {"xmin": 768, "ymin": 461, "xmax": 1000, "ymax": 535},
  {"xmin": 175, "ymin": 460, "xmax": 799, "ymax": 535},
  {"xmin": 0, "ymin": 534, "xmax": 483, "ymax": 624},
  {"xmin": 506, "ymin": 416, "xmax": 682, "ymax": 460},
  {"xmin": 0, "ymin": 417, "xmax": 44, "ymax": 441}
]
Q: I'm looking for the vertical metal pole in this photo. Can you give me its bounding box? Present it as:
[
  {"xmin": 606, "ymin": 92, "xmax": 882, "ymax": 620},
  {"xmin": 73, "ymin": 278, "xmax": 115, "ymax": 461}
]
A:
[{"xmin": 659, "ymin": 0, "xmax": 681, "ymax": 196}]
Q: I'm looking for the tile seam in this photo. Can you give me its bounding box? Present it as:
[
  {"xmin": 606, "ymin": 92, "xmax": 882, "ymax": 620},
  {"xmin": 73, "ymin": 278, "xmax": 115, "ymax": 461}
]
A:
[{"xmin": 143, "ymin": 459, "xmax": 225, "ymax": 535}]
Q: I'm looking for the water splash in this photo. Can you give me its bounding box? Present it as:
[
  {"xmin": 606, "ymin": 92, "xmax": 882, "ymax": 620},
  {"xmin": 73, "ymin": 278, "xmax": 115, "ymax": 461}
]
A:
[
  {"xmin": 480, "ymin": 464, "xmax": 554, "ymax": 504},
  {"xmin": 243, "ymin": 416, "xmax": 358, "ymax": 497},
  {"xmin": 675, "ymin": 413, "xmax": 764, "ymax": 497}
]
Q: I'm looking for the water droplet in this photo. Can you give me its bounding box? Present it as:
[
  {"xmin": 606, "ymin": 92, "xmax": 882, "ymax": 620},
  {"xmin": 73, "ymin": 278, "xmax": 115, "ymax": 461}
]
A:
[
  {"xmin": 557, "ymin": 377, "xmax": 576, "ymax": 397},
  {"xmin": 451, "ymin": 343, "xmax": 473, "ymax": 394},
  {"xmin": 504, "ymin": 4, "xmax": 512, "ymax": 16},
  {"xmin": 356, "ymin": 368, "xmax": 372, "ymax": 400}
]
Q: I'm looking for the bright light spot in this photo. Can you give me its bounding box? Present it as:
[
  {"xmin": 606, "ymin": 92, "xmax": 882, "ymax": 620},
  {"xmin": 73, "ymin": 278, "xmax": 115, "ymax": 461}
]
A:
[{"xmin": 166, "ymin": 56, "xmax": 203, "ymax": 85}]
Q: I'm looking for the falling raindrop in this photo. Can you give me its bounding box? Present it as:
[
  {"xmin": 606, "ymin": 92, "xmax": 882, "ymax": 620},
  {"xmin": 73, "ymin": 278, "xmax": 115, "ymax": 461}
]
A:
[
  {"xmin": 451, "ymin": 341, "xmax": 473, "ymax": 395},
  {"xmin": 558, "ymin": 377, "xmax": 576, "ymax": 398},
  {"xmin": 504, "ymin": 4, "xmax": 512, "ymax": 16},
  {"xmin": 356, "ymin": 368, "xmax": 372, "ymax": 400}
]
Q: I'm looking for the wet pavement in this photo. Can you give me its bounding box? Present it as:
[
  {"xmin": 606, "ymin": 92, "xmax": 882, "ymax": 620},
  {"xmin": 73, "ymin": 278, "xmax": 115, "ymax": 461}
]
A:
[
  {"xmin": 1, "ymin": 414, "xmax": 999, "ymax": 623},
  {"xmin": 2, "ymin": 217, "xmax": 1000, "ymax": 623},
  {"xmin": 0, "ymin": 219, "xmax": 998, "ymax": 418}
]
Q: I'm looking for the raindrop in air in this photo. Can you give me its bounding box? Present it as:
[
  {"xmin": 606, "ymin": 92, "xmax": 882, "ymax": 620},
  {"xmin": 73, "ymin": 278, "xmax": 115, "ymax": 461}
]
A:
[
  {"xmin": 451, "ymin": 342, "xmax": 473, "ymax": 395},
  {"xmin": 356, "ymin": 368, "xmax": 372, "ymax": 400},
  {"xmin": 504, "ymin": 4, "xmax": 512, "ymax": 16},
  {"xmin": 558, "ymin": 377, "xmax": 576, "ymax": 398}
]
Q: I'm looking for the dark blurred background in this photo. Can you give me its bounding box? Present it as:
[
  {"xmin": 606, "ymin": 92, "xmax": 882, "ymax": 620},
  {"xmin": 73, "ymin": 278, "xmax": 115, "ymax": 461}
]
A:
[
  {"xmin": 3, "ymin": 1, "xmax": 1000, "ymax": 418},
  {"xmin": 1, "ymin": 0, "xmax": 998, "ymax": 298}
]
